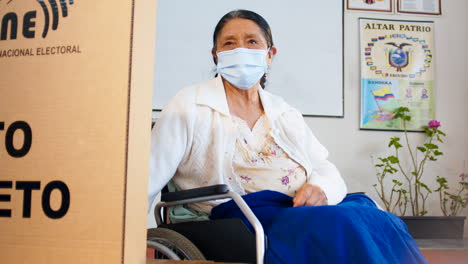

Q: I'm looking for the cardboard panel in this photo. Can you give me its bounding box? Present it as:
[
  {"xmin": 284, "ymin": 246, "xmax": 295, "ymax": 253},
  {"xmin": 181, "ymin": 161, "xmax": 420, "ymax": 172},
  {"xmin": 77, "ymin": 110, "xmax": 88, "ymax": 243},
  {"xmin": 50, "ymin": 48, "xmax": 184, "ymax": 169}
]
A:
[{"xmin": 0, "ymin": 0, "xmax": 154, "ymax": 263}]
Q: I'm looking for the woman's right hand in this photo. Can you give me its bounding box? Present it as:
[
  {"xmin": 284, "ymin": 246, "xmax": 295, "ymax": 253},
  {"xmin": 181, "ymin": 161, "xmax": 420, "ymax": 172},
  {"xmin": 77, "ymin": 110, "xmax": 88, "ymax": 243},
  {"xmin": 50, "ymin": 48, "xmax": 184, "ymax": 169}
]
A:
[{"xmin": 292, "ymin": 183, "xmax": 328, "ymax": 207}]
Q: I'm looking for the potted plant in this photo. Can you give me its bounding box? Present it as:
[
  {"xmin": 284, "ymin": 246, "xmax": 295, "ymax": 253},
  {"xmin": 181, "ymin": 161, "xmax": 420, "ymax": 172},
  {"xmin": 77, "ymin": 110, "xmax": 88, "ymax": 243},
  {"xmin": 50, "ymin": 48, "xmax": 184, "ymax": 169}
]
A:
[{"xmin": 372, "ymin": 107, "xmax": 467, "ymax": 239}]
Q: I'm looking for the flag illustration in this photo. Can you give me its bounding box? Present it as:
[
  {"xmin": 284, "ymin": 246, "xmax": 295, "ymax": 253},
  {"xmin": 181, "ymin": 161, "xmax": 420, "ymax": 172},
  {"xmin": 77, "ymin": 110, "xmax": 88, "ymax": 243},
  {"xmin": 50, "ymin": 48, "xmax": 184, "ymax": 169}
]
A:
[{"xmin": 371, "ymin": 86, "xmax": 394, "ymax": 100}]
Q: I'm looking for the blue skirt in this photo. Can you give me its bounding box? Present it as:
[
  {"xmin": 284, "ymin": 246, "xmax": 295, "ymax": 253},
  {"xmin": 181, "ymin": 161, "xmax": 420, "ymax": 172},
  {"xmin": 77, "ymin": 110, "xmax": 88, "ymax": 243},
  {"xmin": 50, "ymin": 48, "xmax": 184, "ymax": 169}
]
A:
[{"xmin": 210, "ymin": 190, "xmax": 427, "ymax": 264}]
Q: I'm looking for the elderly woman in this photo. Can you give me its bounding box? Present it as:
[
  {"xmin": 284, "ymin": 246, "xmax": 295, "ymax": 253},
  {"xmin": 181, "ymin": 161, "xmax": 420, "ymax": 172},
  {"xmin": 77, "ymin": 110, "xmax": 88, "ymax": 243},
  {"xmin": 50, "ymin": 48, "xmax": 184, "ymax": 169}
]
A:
[
  {"xmin": 149, "ymin": 9, "xmax": 346, "ymax": 213},
  {"xmin": 149, "ymin": 10, "xmax": 426, "ymax": 264}
]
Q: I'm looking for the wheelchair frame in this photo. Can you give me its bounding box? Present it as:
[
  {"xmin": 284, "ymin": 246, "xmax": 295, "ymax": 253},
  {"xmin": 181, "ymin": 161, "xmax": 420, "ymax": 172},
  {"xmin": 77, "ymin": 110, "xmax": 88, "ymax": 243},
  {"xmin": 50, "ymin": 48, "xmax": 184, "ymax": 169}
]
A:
[{"xmin": 153, "ymin": 185, "xmax": 265, "ymax": 264}]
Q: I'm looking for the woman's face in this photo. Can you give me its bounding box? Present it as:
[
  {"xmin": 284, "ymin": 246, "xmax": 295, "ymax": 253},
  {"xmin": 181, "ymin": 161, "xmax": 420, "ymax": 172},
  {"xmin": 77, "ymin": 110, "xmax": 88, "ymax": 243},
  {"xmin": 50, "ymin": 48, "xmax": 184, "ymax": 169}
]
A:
[{"xmin": 213, "ymin": 18, "xmax": 276, "ymax": 64}]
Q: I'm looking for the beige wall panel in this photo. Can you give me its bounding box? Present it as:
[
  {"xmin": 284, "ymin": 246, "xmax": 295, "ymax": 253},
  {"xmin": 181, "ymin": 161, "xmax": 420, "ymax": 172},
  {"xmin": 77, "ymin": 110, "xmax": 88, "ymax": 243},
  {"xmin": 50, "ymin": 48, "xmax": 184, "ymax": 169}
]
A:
[
  {"xmin": 125, "ymin": 0, "xmax": 157, "ymax": 263},
  {"xmin": 0, "ymin": 0, "xmax": 151, "ymax": 262}
]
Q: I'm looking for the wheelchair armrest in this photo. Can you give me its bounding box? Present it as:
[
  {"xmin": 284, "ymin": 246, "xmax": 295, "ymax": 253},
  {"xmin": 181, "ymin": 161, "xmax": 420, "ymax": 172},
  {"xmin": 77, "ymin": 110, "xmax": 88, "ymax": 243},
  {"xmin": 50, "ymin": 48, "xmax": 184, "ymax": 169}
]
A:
[{"xmin": 161, "ymin": 184, "xmax": 229, "ymax": 202}]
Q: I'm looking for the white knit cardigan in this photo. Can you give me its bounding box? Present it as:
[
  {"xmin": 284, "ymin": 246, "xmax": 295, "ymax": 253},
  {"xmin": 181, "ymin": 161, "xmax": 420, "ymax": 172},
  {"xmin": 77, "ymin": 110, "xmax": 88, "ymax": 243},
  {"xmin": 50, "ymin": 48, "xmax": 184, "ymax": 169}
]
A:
[{"xmin": 148, "ymin": 76, "xmax": 347, "ymax": 213}]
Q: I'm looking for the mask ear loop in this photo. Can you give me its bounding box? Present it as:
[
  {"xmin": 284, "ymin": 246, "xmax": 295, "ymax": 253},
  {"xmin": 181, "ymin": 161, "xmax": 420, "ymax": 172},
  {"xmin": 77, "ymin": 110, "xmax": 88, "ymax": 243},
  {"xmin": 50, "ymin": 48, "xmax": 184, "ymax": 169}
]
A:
[
  {"xmin": 262, "ymin": 47, "xmax": 273, "ymax": 88},
  {"xmin": 266, "ymin": 47, "xmax": 272, "ymax": 74}
]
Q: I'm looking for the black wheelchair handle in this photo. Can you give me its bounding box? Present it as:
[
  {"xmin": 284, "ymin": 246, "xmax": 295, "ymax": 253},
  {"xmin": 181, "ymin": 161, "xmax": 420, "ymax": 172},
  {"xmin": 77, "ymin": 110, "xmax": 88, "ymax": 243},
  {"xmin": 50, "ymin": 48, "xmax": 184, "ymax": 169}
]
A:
[{"xmin": 161, "ymin": 184, "xmax": 230, "ymax": 202}]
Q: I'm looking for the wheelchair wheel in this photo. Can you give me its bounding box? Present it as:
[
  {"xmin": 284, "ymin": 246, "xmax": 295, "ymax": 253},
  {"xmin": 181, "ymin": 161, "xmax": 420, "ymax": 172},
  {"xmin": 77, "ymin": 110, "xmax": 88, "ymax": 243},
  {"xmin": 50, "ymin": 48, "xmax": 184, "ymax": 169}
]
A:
[{"xmin": 147, "ymin": 227, "xmax": 206, "ymax": 260}]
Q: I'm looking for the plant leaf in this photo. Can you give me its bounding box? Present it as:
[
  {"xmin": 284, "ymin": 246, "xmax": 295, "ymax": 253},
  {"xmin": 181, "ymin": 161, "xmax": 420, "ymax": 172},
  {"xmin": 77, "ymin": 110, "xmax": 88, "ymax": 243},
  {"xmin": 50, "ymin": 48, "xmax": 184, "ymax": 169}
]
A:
[
  {"xmin": 417, "ymin": 146, "xmax": 427, "ymax": 152},
  {"xmin": 387, "ymin": 156, "xmax": 399, "ymax": 164},
  {"xmin": 436, "ymin": 176, "xmax": 447, "ymax": 184},
  {"xmin": 417, "ymin": 181, "xmax": 432, "ymax": 193},
  {"xmin": 424, "ymin": 143, "xmax": 438, "ymax": 150}
]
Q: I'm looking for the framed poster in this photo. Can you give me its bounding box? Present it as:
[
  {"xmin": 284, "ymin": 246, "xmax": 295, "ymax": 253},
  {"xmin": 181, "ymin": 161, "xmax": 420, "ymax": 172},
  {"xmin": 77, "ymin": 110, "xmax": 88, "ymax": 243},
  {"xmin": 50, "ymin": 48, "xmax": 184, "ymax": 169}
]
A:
[
  {"xmin": 359, "ymin": 19, "xmax": 435, "ymax": 131},
  {"xmin": 347, "ymin": 0, "xmax": 393, "ymax": 12},
  {"xmin": 397, "ymin": 0, "xmax": 442, "ymax": 15}
]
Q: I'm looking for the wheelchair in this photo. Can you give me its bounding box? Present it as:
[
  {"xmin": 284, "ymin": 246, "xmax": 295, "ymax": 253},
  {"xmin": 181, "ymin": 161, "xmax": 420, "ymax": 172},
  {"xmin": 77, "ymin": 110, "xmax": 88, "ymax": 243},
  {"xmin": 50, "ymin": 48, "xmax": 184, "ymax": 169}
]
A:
[{"xmin": 146, "ymin": 184, "xmax": 265, "ymax": 264}]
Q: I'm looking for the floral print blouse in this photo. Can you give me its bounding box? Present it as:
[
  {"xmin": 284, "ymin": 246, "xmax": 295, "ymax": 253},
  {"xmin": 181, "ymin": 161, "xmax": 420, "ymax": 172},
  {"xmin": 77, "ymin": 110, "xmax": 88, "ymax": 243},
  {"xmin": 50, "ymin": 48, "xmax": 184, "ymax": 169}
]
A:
[{"xmin": 231, "ymin": 115, "xmax": 307, "ymax": 197}]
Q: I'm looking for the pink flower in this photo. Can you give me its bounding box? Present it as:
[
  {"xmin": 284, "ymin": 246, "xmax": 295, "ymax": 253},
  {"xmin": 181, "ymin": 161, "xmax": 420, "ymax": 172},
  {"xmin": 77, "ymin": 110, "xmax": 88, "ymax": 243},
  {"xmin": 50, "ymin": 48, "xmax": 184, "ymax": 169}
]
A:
[
  {"xmin": 281, "ymin": 176, "xmax": 290, "ymax": 186},
  {"xmin": 460, "ymin": 173, "xmax": 468, "ymax": 181},
  {"xmin": 428, "ymin": 120, "xmax": 441, "ymax": 129}
]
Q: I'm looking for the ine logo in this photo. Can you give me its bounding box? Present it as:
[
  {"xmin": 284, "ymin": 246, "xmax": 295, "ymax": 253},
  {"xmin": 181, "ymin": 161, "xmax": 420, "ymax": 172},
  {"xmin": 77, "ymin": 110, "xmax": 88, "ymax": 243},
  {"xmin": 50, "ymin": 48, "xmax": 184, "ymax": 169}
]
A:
[{"xmin": 0, "ymin": 0, "xmax": 76, "ymax": 40}]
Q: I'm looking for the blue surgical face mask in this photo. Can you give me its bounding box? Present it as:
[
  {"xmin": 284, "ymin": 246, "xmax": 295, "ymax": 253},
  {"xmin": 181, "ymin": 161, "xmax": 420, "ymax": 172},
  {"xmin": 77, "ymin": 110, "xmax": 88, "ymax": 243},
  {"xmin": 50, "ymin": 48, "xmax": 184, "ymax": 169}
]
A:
[{"xmin": 216, "ymin": 48, "xmax": 268, "ymax": 89}]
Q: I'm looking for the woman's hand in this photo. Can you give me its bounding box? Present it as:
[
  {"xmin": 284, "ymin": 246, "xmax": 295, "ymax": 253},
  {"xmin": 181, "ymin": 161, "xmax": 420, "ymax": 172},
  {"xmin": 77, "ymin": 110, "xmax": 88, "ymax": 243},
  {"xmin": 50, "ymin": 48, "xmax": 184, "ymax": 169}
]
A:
[{"xmin": 293, "ymin": 184, "xmax": 328, "ymax": 207}]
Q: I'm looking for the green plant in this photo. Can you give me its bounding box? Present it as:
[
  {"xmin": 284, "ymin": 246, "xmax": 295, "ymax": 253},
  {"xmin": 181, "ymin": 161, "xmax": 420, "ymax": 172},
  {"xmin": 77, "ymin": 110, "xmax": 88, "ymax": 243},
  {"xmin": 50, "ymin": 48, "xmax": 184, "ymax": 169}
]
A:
[
  {"xmin": 434, "ymin": 172, "xmax": 468, "ymax": 216},
  {"xmin": 372, "ymin": 107, "xmax": 446, "ymax": 216}
]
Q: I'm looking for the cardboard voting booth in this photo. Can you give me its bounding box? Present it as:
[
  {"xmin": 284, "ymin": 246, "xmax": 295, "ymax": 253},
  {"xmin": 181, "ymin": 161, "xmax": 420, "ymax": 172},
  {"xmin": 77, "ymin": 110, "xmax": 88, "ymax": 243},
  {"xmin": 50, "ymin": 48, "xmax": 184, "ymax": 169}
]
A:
[{"xmin": 0, "ymin": 0, "xmax": 155, "ymax": 263}]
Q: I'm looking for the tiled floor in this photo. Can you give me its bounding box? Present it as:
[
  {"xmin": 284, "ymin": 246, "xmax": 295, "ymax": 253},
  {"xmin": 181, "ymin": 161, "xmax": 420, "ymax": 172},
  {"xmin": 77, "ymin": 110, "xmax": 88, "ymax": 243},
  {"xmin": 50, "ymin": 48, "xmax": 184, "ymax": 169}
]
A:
[
  {"xmin": 416, "ymin": 238, "xmax": 467, "ymax": 250},
  {"xmin": 147, "ymin": 239, "xmax": 468, "ymax": 263},
  {"xmin": 417, "ymin": 239, "xmax": 468, "ymax": 264}
]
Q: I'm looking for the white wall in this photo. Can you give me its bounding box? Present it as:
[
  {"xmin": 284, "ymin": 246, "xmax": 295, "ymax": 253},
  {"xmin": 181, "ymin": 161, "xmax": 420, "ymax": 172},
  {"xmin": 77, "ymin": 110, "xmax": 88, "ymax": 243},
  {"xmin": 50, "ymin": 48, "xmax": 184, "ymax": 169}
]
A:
[
  {"xmin": 148, "ymin": 0, "xmax": 468, "ymax": 231},
  {"xmin": 307, "ymin": 0, "xmax": 467, "ymax": 234}
]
